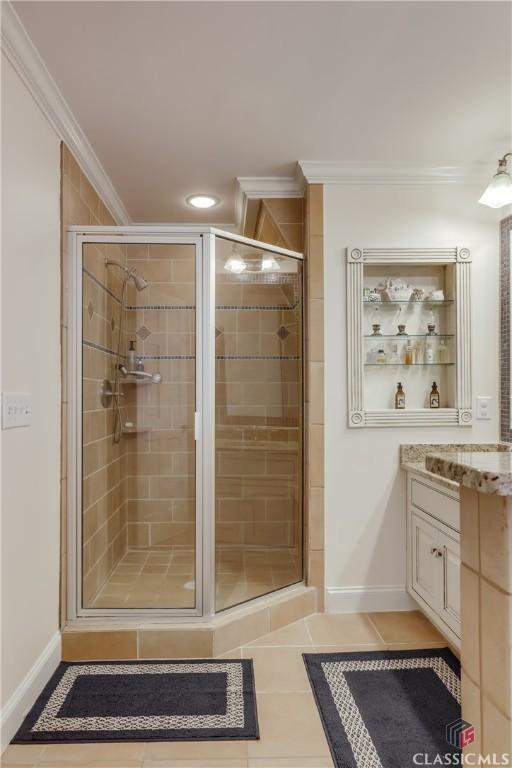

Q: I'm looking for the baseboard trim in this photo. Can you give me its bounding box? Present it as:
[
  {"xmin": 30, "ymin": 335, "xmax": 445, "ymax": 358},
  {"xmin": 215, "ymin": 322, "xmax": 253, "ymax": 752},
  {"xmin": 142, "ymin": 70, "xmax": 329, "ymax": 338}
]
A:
[
  {"xmin": 326, "ymin": 585, "xmax": 416, "ymax": 613},
  {"xmin": 0, "ymin": 630, "xmax": 61, "ymax": 751}
]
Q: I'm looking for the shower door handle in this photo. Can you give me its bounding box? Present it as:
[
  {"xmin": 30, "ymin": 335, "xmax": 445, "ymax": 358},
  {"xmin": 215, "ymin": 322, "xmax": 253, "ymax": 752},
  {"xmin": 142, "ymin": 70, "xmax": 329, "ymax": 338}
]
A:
[{"xmin": 194, "ymin": 412, "xmax": 201, "ymax": 441}]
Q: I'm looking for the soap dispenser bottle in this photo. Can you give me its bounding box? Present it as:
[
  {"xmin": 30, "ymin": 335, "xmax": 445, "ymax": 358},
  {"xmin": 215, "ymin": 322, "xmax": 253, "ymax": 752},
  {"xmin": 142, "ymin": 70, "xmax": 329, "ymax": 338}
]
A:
[{"xmin": 127, "ymin": 340, "xmax": 136, "ymax": 370}]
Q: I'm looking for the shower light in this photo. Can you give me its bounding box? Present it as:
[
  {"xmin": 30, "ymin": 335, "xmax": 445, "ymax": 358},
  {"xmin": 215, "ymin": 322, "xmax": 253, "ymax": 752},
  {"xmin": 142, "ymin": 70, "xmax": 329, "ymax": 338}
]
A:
[
  {"xmin": 186, "ymin": 194, "xmax": 219, "ymax": 209},
  {"xmin": 223, "ymin": 245, "xmax": 247, "ymax": 274},
  {"xmin": 479, "ymin": 153, "xmax": 512, "ymax": 208},
  {"xmin": 261, "ymin": 254, "xmax": 281, "ymax": 272}
]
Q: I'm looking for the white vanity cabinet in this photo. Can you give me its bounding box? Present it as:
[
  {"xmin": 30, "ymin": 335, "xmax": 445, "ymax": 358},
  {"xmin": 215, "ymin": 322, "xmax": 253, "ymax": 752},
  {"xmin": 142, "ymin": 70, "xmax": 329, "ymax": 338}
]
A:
[{"xmin": 406, "ymin": 471, "xmax": 461, "ymax": 647}]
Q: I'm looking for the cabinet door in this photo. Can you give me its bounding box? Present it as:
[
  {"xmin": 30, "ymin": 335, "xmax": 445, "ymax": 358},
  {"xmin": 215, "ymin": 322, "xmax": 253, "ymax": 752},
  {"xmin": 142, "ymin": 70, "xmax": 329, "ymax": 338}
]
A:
[
  {"xmin": 438, "ymin": 528, "xmax": 461, "ymax": 636},
  {"xmin": 411, "ymin": 512, "xmax": 439, "ymax": 612}
]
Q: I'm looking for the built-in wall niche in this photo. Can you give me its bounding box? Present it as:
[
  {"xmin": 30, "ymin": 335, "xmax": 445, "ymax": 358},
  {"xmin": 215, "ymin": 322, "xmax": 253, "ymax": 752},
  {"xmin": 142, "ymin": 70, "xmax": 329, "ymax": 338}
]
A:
[{"xmin": 346, "ymin": 247, "xmax": 472, "ymax": 427}]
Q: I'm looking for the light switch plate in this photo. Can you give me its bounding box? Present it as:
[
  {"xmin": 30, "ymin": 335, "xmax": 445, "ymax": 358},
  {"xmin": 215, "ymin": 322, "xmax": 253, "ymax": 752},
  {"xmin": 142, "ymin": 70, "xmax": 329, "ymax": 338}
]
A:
[
  {"xmin": 2, "ymin": 392, "xmax": 32, "ymax": 429},
  {"xmin": 476, "ymin": 395, "xmax": 492, "ymax": 420}
]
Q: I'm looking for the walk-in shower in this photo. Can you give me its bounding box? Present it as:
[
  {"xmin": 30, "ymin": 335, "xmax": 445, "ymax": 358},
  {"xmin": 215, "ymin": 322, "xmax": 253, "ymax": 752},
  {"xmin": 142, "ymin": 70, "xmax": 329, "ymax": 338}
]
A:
[{"xmin": 68, "ymin": 227, "xmax": 303, "ymax": 618}]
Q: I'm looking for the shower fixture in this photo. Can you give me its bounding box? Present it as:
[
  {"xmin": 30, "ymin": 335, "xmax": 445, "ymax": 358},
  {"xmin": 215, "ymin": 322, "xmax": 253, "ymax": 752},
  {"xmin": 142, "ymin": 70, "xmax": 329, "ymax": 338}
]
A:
[
  {"xmin": 104, "ymin": 259, "xmax": 149, "ymax": 442},
  {"xmin": 105, "ymin": 260, "xmax": 149, "ymax": 291}
]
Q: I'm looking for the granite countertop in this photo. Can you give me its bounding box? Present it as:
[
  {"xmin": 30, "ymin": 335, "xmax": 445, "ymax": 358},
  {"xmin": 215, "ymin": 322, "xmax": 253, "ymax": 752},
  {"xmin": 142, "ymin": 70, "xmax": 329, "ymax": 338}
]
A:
[
  {"xmin": 400, "ymin": 443, "xmax": 511, "ymax": 492},
  {"xmin": 426, "ymin": 451, "xmax": 512, "ymax": 495},
  {"xmin": 400, "ymin": 460, "xmax": 459, "ymax": 492}
]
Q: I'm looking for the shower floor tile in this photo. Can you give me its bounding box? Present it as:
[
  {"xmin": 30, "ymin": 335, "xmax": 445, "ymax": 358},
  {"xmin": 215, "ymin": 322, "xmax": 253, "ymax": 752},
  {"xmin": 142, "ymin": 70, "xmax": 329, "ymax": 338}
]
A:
[{"xmin": 89, "ymin": 547, "xmax": 301, "ymax": 610}]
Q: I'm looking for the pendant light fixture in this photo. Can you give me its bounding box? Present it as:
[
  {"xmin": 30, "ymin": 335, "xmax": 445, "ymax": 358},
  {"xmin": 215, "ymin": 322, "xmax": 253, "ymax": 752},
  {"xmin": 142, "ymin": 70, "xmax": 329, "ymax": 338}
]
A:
[{"xmin": 479, "ymin": 153, "xmax": 512, "ymax": 208}]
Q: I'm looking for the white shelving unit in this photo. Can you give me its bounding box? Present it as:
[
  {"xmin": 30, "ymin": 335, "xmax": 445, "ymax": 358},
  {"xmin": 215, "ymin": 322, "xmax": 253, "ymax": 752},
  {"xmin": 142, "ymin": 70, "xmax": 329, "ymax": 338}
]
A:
[{"xmin": 346, "ymin": 246, "xmax": 472, "ymax": 428}]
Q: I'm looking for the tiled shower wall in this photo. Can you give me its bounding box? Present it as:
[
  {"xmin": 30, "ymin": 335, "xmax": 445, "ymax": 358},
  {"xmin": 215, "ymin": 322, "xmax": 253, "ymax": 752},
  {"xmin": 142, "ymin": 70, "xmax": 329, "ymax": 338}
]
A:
[
  {"xmin": 81, "ymin": 244, "xmax": 130, "ymax": 605},
  {"xmin": 215, "ymin": 274, "xmax": 302, "ymax": 563},
  {"xmin": 60, "ymin": 145, "xmax": 118, "ymax": 618},
  {"xmin": 122, "ymin": 244, "xmax": 196, "ymax": 553}
]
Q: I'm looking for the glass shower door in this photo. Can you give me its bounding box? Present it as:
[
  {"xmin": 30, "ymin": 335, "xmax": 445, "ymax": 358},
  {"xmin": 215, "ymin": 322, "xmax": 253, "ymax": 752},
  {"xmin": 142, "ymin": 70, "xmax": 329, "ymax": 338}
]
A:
[
  {"xmin": 214, "ymin": 236, "xmax": 303, "ymax": 611},
  {"xmin": 80, "ymin": 239, "xmax": 200, "ymax": 612}
]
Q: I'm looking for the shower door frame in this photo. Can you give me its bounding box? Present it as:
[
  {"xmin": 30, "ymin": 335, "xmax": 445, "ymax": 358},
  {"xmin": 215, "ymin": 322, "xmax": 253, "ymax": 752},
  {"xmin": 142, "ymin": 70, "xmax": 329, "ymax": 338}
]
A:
[{"xmin": 67, "ymin": 226, "xmax": 304, "ymax": 621}]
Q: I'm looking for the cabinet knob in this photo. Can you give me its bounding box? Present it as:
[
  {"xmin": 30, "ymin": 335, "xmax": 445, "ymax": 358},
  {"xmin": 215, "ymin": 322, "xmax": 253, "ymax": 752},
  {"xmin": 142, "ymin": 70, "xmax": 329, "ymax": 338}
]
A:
[{"xmin": 430, "ymin": 547, "xmax": 443, "ymax": 558}]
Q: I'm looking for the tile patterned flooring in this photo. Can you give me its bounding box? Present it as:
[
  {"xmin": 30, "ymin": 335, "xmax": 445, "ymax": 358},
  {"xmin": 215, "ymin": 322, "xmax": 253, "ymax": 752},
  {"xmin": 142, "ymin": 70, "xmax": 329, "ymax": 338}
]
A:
[
  {"xmin": 2, "ymin": 611, "xmax": 449, "ymax": 767},
  {"xmin": 90, "ymin": 548, "xmax": 302, "ymax": 612}
]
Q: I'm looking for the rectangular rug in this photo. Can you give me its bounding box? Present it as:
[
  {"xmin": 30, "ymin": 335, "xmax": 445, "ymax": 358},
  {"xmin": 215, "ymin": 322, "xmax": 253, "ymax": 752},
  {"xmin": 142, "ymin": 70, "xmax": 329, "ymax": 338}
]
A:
[
  {"xmin": 13, "ymin": 659, "xmax": 259, "ymax": 743},
  {"xmin": 304, "ymin": 648, "xmax": 461, "ymax": 768}
]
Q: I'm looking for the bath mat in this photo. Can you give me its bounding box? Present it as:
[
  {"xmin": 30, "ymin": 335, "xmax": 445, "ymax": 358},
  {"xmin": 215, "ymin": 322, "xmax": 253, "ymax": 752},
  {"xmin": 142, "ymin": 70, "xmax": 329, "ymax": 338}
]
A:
[
  {"xmin": 304, "ymin": 648, "xmax": 462, "ymax": 768},
  {"xmin": 13, "ymin": 659, "xmax": 259, "ymax": 743}
]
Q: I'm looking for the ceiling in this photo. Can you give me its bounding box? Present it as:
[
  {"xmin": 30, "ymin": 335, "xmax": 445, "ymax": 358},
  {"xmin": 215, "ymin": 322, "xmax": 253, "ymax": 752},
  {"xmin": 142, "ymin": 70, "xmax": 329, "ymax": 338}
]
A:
[{"xmin": 13, "ymin": 1, "xmax": 512, "ymax": 224}]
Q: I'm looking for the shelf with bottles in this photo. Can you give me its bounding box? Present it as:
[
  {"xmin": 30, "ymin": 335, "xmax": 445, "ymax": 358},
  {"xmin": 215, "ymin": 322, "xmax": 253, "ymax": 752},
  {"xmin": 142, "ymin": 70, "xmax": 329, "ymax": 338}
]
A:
[
  {"xmin": 365, "ymin": 362, "xmax": 454, "ymax": 367},
  {"xmin": 363, "ymin": 299, "xmax": 454, "ymax": 306},
  {"xmin": 364, "ymin": 333, "xmax": 454, "ymax": 339},
  {"xmin": 346, "ymin": 248, "xmax": 472, "ymax": 427}
]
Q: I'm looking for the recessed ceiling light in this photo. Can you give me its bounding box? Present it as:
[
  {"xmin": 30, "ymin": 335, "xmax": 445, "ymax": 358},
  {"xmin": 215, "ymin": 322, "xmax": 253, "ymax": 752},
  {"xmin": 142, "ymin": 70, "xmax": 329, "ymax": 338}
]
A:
[{"xmin": 186, "ymin": 194, "xmax": 220, "ymax": 209}]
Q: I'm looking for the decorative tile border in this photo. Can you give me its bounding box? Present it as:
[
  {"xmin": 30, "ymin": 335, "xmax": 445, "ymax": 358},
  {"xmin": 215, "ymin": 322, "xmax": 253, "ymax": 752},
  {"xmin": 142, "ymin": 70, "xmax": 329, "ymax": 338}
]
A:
[{"xmin": 500, "ymin": 215, "xmax": 512, "ymax": 443}]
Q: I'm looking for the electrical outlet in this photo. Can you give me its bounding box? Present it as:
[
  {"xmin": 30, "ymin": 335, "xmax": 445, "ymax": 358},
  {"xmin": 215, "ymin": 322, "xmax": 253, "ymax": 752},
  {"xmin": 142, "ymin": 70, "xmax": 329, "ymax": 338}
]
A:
[
  {"xmin": 476, "ymin": 396, "xmax": 492, "ymax": 420},
  {"xmin": 2, "ymin": 392, "xmax": 32, "ymax": 429}
]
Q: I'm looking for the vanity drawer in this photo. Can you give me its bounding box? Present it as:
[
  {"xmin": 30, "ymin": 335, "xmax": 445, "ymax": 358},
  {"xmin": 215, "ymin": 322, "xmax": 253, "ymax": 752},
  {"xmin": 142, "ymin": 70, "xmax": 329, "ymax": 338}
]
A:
[{"xmin": 410, "ymin": 477, "xmax": 459, "ymax": 531}]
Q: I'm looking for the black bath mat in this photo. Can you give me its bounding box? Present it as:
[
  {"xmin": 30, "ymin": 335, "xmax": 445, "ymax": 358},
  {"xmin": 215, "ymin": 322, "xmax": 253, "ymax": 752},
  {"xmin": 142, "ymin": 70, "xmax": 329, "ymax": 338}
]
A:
[
  {"xmin": 13, "ymin": 659, "xmax": 259, "ymax": 743},
  {"xmin": 304, "ymin": 648, "xmax": 462, "ymax": 768}
]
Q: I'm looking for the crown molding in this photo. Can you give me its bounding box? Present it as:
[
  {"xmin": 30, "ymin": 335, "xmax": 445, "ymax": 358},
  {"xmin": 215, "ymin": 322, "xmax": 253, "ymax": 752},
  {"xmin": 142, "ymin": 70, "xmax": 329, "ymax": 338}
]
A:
[
  {"xmin": 298, "ymin": 160, "xmax": 490, "ymax": 185},
  {"xmin": 1, "ymin": 2, "xmax": 131, "ymax": 224},
  {"xmin": 234, "ymin": 170, "xmax": 305, "ymax": 233}
]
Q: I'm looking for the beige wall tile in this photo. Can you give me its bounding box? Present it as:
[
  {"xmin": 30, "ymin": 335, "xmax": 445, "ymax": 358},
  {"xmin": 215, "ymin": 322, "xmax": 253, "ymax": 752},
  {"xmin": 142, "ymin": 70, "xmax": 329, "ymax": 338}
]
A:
[
  {"xmin": 138, "ymin": 629, "xmax": 213, "ymax": 658},
  {"xmin": 482, "ymin": 693, "xmax": 512, "ymax": 757},
  {"xmin": 461, "ymin": 670, "xmax": 482, "ymax": 757},
  {"xmin": 307, "ymin": 185, "xmax": 323, "ymax": 238},
  {"xmin": 480, "ymin": 493, "xmax": 512, "ymax": 593},
  {"xmin": 480, "ymin": 578, "xmax": 512, "ymax": 717},
  {"xmin": 461, "ymin": 563, "xmax": 480, "ymax": 686},
  {"xmin": 309, "ymin": 425, "xmax": 324, "ymax": 488},
  {"xmin": 308, "ymin": 363, "xmax": 324, "ymax": 426},
  {"xmin": 460, "ymin": 486, "xmax": 480, "ymax": 572},
  {"xmin": 214, "ymin": 608, "xmax": 270, "ymax": 655},
  {"xmin": 62, "ymin": 630, "xmax": 137, "ymax": 660},
  {"xmin": 308, "ymin": 299, "xmax": 324, "ymax": 363},
  {"xmin": 269, "ymin": 589, "xmax": 316, "ymax": 631},
  {"xmin": 308, "ymin": 487, "xmax": 324, "ymax": 551}
]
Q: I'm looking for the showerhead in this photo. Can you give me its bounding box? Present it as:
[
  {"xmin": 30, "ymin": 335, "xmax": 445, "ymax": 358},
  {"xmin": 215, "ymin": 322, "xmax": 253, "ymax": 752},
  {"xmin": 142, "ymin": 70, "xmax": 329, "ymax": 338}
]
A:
[
  {"xmin": 105, "ymin": 260, "xmax": 148, "ymax": 291},
  {"xmin": 131, "ymin": 273, "xmax": 148, "ymax": 292}
]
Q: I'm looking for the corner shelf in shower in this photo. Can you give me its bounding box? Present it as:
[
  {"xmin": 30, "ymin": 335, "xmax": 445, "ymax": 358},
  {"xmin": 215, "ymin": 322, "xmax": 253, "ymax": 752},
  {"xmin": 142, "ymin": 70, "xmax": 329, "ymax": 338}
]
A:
[{"xmin": 122, "ymin": 424, "xmax": 152, "ymax": 435}]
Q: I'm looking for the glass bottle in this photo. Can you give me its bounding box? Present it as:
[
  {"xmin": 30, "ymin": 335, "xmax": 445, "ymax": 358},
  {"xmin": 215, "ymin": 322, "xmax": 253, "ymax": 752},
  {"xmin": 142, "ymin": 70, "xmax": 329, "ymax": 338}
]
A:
[
  {"xmin": 429, "ymin": 381, "xmax": 440, "ymax": 408},
  {"xmin": 395, "ymin": 382, "xmax": 406, "ymax": 409},
  {"xmin": 404, "ymin": 342, "xmax": 414, "ymax": 365},
  {"xmin": 376, "ymin": 348, "xmax": 386, "ymax": 364},
  {"xmin": 425, "ymin": 342, "xmax": 434, "ymax": 364},
  {"xmin": 438, "ymin": 339, "xmax": 449, "ymax": 364}
]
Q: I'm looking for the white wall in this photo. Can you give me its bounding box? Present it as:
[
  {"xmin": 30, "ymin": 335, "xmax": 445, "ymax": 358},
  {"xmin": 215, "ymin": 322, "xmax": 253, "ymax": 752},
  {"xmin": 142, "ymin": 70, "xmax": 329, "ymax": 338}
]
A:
[
  {"xmin": 1, "ymin": 56, "xmax": 61, "ymax": 746},
  {"xmin": 324, "ymin": 183, "xmax": 501, "ymax": 612}
]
